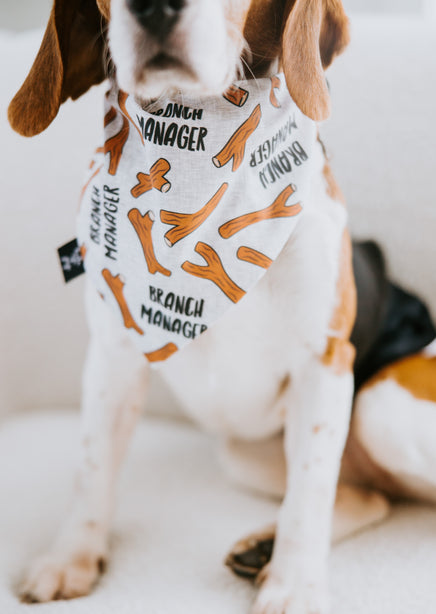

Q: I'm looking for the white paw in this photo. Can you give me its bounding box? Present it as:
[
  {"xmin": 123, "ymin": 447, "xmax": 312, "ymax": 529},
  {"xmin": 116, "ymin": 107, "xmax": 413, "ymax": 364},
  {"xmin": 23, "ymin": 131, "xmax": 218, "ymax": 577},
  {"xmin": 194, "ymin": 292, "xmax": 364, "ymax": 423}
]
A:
[
  {"xmin": 20, "ymin": 550, "xmax": 107, "ymax": 603},
  {"xmin": 253, "ymin": 573, "xmax": 329, "ymax": 614}
]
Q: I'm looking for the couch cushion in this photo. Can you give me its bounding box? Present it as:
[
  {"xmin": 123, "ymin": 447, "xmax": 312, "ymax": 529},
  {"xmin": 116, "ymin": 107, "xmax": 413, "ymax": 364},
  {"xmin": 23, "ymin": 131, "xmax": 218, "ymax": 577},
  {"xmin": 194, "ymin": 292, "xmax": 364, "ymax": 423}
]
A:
[{"xmin": 1, "ymin": 410, "xmax": 436, "ymax": 613}]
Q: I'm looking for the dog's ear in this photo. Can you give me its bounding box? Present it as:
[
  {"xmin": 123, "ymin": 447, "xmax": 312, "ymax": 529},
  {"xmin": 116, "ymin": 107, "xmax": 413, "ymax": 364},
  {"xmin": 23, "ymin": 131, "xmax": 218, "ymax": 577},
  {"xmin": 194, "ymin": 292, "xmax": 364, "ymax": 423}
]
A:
[
  {"xmin": 96, "ymin": 0, "xmax": 111, "ymax": 20},
  {"xmin": 8, "ymin": 0, "xmax": 108, "ymax": 137},
  {"xmin": 281, "ymin": 0, "xmax": 350, "ymax": 121}
]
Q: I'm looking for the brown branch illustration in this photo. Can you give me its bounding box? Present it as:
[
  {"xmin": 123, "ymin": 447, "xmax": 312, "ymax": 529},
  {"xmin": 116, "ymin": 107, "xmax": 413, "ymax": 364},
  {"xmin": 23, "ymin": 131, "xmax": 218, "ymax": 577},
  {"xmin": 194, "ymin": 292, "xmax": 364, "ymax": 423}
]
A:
[
  {"xmin": 102, "ymin": 91, "xmax": 147, "ymax": 177},
  {"xmin": 104, "ymin": 114, "xmax": 130, "ymax": 176},
  {"xmin": 118, "ymin": 90, "xmax": 145, "ymax": 145},
  {"xmin": 160, "ymin": 183, "xmax": 228, "ymax": 247},
  {"xmin": 145, "ymin": 343, "xmax": 179, "ymax": 363},
  {"xmin": 237, "ymin": 246, "xmax": 273, "ymax": 269},
  {"xmin": 223, "ymin": 84, "xmax": 249, "ymax": 107},
  {"xmin": 104, "ymin": 106, "xmax": 117, "ymax": 127},
  {"xmin": 270, "ymin": 76, "xmax": 281, "ymax": 108},
  {"xmin": 102, "ymin": 269, "xmax": 144, "ymax": 335},
  {"xmin": 128, "ymin": 209, "xmax": 171, "ymax": 277},
  {"xmin": 182, "ymin": 242, "xmax": 245, "ymax": 304},
  {"xmin": 131, "ymin": 159, "xmax": 171, "ymax": 198},
  {"xmin": 219, "ymin": 184, "xmax": 302, "ymax": 239},
  {"xmin": 212, "ymin": 104, "xmax": 262, "ymax": 172}
]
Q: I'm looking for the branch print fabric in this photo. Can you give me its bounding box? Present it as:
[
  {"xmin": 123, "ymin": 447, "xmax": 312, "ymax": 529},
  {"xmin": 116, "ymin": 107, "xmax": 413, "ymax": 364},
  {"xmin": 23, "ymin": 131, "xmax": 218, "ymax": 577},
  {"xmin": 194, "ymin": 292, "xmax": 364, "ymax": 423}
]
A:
[{"xmin": 77, "ymin": 74, "xmax": 317, "ymax": 365}]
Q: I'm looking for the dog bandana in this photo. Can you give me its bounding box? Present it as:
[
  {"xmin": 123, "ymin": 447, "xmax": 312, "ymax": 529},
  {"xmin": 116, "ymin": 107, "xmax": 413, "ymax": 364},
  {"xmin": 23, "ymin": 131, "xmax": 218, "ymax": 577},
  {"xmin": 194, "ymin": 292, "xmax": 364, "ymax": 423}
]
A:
[{"xmin": 77, "ymin": 74, "xmax": 317, "ymax": 364}]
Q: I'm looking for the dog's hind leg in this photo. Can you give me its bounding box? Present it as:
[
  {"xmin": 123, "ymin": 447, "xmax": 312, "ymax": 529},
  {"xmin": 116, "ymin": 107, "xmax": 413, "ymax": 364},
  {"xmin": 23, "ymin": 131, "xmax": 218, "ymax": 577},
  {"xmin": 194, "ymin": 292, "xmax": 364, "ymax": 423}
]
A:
[
  {"xmin": 226, "ymin": 484, "xmax": 389, "ymax": 579},
  {"xmin": 350, "ymin": 352, "xmax": 436, "ymax": 502},
  {"xmin": 20, "ymin": 283, "xmax": 149, "ymax": 603},
  {"xmin": 223, "ymin": 435, "xmax": 389, "ymax": 580},
  {"xmin": 219, "ymin": 434, "xmax": 288, "ymax": 499}
]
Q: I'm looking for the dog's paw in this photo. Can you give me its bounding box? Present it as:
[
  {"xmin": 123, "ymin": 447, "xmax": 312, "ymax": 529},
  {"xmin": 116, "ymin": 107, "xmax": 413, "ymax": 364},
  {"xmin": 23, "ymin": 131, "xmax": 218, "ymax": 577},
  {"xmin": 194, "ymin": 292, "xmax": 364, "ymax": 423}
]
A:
[
  {"xmin": 225, "ymin": 525, "xmax": 275, "ymax": 579},
  {"xmin": 252, "ymin": 570, "xmax": 329, "ymax": 614},
  {"xmin": 19, "ymin": 550, "xmax": 107, "ymax": 603}
]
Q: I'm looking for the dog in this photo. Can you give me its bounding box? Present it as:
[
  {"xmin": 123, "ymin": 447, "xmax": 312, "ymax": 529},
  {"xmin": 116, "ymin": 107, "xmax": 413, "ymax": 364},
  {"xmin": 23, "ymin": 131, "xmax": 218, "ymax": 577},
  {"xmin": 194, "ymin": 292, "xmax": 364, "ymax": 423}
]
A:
[{"xmin": 8, "ymin": 1, "xmax": 436, "ymax": 612}]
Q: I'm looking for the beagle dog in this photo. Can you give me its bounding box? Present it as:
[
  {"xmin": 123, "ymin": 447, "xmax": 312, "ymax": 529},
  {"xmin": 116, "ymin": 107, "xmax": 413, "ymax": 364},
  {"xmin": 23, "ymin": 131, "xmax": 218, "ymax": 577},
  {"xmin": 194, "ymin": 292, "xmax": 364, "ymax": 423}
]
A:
[{"xmin": 8, "ymin": 1, "xmax": 436, "ymax": 613}]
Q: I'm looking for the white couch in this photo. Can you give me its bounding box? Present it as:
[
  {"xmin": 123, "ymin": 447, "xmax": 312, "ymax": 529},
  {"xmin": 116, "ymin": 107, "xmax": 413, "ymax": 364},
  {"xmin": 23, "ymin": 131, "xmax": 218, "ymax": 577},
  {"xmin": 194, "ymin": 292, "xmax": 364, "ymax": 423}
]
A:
[{"xmin": 1, "ymin": 15, "xmax": 436, "ymax": 614}]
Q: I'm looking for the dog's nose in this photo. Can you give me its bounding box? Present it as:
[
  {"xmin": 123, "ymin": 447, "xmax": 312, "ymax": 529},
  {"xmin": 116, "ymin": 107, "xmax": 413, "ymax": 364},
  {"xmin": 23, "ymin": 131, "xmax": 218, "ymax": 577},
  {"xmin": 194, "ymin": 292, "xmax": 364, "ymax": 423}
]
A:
[{"xmin": 127, "ymin": 0, "xmax": 185, "ymax": 37}]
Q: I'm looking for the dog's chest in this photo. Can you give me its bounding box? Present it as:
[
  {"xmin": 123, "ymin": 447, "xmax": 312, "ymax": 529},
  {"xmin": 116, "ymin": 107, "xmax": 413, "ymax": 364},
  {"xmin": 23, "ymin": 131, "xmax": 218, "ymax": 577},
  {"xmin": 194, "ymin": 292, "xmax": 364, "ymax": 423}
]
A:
[
  {"xmin": 158, "ymin": 183, "xmax": 348, "ymax": 439},
  {"xmin": 78, "ymin": 75, "xmax": 320, "ymax": 366}
]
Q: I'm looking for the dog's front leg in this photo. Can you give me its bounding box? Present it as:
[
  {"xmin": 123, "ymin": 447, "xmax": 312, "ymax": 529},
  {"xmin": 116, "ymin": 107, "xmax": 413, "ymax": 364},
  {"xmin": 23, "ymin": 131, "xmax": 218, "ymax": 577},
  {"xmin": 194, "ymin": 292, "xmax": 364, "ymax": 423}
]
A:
[
  {"xmin": 254, "ymin": 351, "xmax": 354, "ymax": 614},
  {"xmin": 21, "ymin": 285, "xmax": 149, "ymax": 603}
]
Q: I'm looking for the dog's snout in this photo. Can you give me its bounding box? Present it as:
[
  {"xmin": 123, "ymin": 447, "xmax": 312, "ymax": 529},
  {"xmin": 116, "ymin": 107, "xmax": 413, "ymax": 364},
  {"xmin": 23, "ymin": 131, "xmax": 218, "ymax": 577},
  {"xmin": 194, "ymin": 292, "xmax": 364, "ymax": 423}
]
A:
[{"xmin": 126, "ymin": 0, "xmax": 185, "ymax": 37}]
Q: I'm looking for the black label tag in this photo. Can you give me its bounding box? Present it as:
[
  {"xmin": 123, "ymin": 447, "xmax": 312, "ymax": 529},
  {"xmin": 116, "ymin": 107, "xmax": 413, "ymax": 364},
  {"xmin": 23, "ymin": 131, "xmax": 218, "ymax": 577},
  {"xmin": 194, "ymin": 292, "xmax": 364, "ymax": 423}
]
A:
[{"xmin": 58, "ymin": 239, "xmax": 85, "ymax": 283}]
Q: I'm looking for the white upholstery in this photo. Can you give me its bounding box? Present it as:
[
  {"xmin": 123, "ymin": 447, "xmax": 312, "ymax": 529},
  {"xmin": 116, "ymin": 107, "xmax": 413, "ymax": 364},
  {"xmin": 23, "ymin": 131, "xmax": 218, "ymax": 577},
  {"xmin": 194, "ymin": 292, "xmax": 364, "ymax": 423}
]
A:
[
  {"xmin": 1, "ymin": 15, "xmax": 436, "ymax": 614},
  {"xmin": 1, "ymin": 411, "xmax": 436, "ymax": 613}
]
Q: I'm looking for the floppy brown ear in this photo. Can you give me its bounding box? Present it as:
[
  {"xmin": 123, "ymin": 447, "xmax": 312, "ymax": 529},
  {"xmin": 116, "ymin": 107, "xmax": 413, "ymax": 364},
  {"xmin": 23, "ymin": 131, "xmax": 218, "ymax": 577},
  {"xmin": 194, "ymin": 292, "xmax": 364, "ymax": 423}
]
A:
[
  {"xmin": 96, "ymin": 0, "xmax": 111, "ymax": 20},
  {"xmin": 8, "ymin": 0, "xmax": 108, "ymax": 137},
  {"xmin": 282, "ymin": 0, "xmax": 350, "ymax": 122}
]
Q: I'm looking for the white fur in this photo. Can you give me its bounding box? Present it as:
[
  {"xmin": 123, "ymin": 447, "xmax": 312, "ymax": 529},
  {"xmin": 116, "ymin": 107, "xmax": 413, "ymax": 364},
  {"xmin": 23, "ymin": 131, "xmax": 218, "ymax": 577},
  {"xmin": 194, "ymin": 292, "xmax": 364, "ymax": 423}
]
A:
[
  {"xmin": 109, "ymin": 0, "xmax": 250, "ymax": 100},
  {"xmin": 423, "ymin": 339, "xmax": 436, "ymax": 357},
  {"xmin": 354, "ymin": 378, "xmax": 436, "ymax": 502}
]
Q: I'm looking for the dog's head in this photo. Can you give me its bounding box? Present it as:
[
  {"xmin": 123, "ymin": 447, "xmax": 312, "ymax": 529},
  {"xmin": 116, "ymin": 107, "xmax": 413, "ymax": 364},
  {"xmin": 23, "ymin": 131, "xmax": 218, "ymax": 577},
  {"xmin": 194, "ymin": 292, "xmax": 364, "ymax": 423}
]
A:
[{"xmin": 9, "ymin": 0, "xmax": 349, "ymax": 137}]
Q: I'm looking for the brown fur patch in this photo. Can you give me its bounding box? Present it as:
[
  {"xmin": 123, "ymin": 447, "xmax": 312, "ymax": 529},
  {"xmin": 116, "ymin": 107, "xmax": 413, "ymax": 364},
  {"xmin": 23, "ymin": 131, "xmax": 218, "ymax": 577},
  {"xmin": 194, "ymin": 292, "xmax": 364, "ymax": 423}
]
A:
[
  {"xmin": 323, "ymin": 162, "xmax": 345, "ymax": 204},
  {"xmin": 72, "ymin": 553, "xmax": 100, "ymax": 575},
  {"xmin": 319, "ymin": 0, "xmax": 350, "ymax": 68},
  {"xmin": 362, "ymin": 354, "xmax": 436, "ymax": 404},
  {"xmin": 281, "ymin": 0, "xmax": 350, "ymax": 121},
  {"xmin": 244, "ymin": 0, "xmax": 288, "ymax": 77},
  {"xmin": 312, "ymin": 424, "xmax": 325, "ymax": 434},
  {"xmin": 322, "ymin": 337, "xmax": 355, "ymax": 375},
  {"xmin": 72, "ymin": 552, "xmax": 107, "ymax": 577},
  {"xmin": 97, "ymin": 0, "xmax": 111, "ymax": 20},
  {"xmin": 277, "ymin": 373, "xmax": 291, "ymax": 399},
  {"xmin": 321, "ymin": 230, "xmax": 356, "ymax": 374},
  {"xmin": 8, "ymin": 0, "xmax": 107, "ymax": 136}
]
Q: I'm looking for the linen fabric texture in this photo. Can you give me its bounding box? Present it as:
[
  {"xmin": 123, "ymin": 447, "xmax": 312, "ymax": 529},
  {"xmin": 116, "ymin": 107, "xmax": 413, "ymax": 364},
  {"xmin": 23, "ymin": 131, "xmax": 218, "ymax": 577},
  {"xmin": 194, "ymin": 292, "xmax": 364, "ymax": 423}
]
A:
[{"xmin": 77, "ymin": 74, "xmax": 317, "ymax": 364}]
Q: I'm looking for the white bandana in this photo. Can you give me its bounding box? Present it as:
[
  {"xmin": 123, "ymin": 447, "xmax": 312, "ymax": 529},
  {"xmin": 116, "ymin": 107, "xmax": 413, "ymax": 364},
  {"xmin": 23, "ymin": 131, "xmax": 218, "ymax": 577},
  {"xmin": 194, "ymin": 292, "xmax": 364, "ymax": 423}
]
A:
[{"xmin": 77, "ymin": 74, "xmax": 317, "ymax": 364}]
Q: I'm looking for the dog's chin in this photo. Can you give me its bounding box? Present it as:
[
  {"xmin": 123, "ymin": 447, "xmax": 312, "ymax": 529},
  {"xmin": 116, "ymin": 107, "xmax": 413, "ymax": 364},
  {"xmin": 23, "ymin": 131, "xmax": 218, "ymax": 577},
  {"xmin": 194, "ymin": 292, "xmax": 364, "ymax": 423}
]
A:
[{"xmin": 117, "ymin": 58, "xmax": 235, "ymax": 102}]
